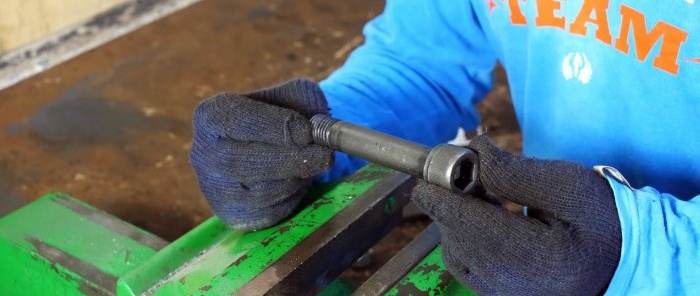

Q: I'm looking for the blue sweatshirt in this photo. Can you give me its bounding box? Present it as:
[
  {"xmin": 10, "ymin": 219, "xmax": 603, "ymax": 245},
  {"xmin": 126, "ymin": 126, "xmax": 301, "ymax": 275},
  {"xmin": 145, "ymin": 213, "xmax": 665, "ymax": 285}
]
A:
[{"xmin": 317, "ymin": 0, "xmax": 700, "ymax": 294}]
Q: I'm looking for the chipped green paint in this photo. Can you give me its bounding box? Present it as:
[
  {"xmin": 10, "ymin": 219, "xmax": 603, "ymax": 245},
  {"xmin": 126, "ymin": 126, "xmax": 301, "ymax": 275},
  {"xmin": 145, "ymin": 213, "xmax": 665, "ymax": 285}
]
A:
[
  {"xmin": 385, "ymin": 246, "xmax": 477, "ymax": 296},
  {"xmin": 201, "ymin": 165, "xmax": 392, "ymax": 295},
  {"xmin": 116, "ymin": 165, "xmax": 394, "ymax": 295},
  {"xmin": 0, "ymin": 169, "xmax": 475, "ymax": 296},
  {"xmin": 0, "ymin": 192, "xmax": 163, "ymax": 295},
  {"xmin": 116, "ymin": 216, "xmax": 240, "ymax": 295},
  {"xmin": 135, "ymin": 218, "xmax": 288, "ymax": 296},
  {"xmin": 0, "ymin": 239, "xmax": 106, "ymax": 295}
]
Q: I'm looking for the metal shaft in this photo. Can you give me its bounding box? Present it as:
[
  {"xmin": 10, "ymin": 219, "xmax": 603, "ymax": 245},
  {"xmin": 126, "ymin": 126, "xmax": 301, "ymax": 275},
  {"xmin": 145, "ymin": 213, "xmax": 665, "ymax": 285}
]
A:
[
  {"xmin": 311, "ymin": 114, "xmax": 479, "ymax": 194},
  {"xmin": 311, "ymin": 115, "xmax": 429, "ymax": 177}
]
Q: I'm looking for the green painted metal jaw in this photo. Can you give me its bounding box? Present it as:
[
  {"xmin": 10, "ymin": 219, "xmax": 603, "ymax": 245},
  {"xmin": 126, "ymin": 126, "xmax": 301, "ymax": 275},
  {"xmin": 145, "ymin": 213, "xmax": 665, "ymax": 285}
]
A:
[
  {"xmin": 0, "ymin": 164, "xmax": 477, "ymax": 295},
  {"xmin": 384, "ymin": 247, "xmax": 476, "ymax": 296},
  {"xmin": 0, "ymin": 192, "xmax": 167, "ymax": 295}
]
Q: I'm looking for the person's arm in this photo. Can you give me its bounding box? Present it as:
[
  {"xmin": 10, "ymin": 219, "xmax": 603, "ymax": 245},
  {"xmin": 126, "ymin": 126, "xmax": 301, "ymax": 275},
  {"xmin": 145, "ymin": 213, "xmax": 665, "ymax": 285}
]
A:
[
  {"xmin": 317, "ymin": 0, "xmax": 497, "ymax": 181},
  {"xmin": 600, "ymin": 167, "xmax": 700, "ymax": 295}
]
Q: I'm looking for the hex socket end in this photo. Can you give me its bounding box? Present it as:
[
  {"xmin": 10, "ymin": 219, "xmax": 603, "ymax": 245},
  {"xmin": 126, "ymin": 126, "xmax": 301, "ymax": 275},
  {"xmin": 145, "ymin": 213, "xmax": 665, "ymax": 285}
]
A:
[{"xmin": 423, "ymin": 144, "xmax": 479, "ymax": 195}]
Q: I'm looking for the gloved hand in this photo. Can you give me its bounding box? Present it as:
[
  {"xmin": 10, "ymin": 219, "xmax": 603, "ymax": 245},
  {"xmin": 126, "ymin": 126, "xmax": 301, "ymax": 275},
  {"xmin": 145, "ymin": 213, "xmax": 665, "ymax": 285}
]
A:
[
  {"xmin": 412, "ymin": 135, "xmax": 621, "ymax": 295},
  {"xmin": 190, "ymin": 79, "xmax": 333, "ymax": 230}
]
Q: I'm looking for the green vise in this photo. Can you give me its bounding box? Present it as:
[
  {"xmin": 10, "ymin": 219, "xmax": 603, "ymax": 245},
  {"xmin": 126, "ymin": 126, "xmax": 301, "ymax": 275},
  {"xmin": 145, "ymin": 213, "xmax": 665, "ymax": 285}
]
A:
[{"xmin": 0, "ymin": 165, "xmax": 474, "ymax": 295}]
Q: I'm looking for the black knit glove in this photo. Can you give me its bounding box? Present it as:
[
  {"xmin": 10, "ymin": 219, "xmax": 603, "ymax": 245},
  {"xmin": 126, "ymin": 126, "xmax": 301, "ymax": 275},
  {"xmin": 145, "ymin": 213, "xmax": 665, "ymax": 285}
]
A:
[
  {"xmin": 190, "ymin": 79, "xmax": 333, "ymax": 230},
  {"xmin": 412, "ymin": 135, "xmax": 621, "ymax": 295}
]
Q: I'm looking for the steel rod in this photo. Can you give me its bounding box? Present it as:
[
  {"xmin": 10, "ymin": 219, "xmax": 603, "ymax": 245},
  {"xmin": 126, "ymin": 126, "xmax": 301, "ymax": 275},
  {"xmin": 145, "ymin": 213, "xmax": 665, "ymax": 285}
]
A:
[
  {"xmin": 311, "ymin": 114, "xmax": 479, "ymax": 194},
  {"xmin": 312, "ymin": 115, "xmax": 430, "ymax": 177}
]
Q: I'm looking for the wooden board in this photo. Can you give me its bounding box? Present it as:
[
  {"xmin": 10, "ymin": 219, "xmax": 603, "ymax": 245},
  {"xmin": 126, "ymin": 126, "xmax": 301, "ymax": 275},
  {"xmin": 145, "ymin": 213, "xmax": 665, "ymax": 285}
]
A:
[{"xmin": 0, "ymin": 0, "xmax": 128, "ymax": 52}]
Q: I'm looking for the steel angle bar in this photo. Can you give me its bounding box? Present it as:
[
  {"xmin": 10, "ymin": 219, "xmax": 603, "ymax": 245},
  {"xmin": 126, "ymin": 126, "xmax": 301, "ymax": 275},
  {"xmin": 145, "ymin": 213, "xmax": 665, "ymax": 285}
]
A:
[
  {"xmin": 230, "ymin": 169, "xmax": 415, "ymax": 296},
  {"xmin": 384, "ymin": 246, "xmax": 477, "ymax": 296},
  {"xmin": 352, "ymin": 223, "xmax": 440, "ymax": 296},
  {"xmin": 0, "ymin": 192, "xmax": 166, "ymax": 296}
]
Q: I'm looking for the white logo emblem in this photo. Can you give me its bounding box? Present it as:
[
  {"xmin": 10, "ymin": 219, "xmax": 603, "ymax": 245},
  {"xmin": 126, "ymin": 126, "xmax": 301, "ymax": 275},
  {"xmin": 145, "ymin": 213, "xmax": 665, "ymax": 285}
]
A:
[{"xmin": 562, "ymin": 52, "xmax": 592, "ymax": 84}]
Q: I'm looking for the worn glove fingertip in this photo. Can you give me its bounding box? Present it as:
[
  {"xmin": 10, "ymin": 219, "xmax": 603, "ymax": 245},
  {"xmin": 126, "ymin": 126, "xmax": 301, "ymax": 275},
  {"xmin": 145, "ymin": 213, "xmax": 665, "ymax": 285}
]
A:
[
  {"xmin": 467, "ymin": 134, "xmax": 509, "ymax": 164},
  {"xmin": 192, "ymin": 92, "xmax": 232, "ymax": 137},
  {"xmin": 209, "ymin": 185, "xmax": 307, "ymax": 231},
  {"xmin": 411, "ymin": 181, "xmax": 463, "ymax": 225},
  {"xmin": 298, "ymin": 145, "xmax": 335, "ymax": 177},
  {"xmin": 285, "ymin": 78, "xmax": 330, "ymax": 117},
  {"xmin": 246, "ymin": 78, "xmax": 329, "ymax": 118},
  {"xmin": 285, "ymin": 113, "xmax": 315, "ymax": 146}
]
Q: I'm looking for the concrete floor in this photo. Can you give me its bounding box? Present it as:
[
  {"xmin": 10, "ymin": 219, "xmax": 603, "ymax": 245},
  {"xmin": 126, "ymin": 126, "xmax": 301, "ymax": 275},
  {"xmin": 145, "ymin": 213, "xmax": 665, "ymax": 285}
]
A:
[
  {"xmin": 0, "ymin": 0, "xmax": 390, "ymax": 239},
  {"xmin": 0, "ymin": 0, "xmax": 519, "ymax": 286}
]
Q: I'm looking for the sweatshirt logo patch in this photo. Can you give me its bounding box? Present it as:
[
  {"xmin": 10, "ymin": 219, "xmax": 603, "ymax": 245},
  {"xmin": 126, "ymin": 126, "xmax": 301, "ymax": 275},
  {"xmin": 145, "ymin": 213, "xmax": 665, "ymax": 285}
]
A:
[
  {"xmin": 500, "ymin": 0, "xmax": 689, "ymax": 75},
  {"xmin": 562, "ymin": 52, "xmax": 593, "ymax": 84}
]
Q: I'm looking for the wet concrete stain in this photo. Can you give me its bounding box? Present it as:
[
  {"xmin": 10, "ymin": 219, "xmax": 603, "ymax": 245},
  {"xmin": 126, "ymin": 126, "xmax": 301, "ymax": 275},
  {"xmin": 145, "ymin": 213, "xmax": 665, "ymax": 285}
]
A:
[
  {"xmin": 31, "ymin": 77, "xmax": 140, "ymax": 144},
  {"xmin": 0, "ymin": 185, "xmax": 24, "ymax": 217},
  {"xmin": 0, "ymin": 169, "xmax": 24, "ymax": 217},
  {"xmin": 246, "ymin": 6, "xmax": 272, "ymax": 20},
  {"xmin": 28, "ymin": 74, "xmax": 186, "ymax": 150},
  {"xmin": 3, "ymin": 123, "xmax": 24, "ymax": 135}
]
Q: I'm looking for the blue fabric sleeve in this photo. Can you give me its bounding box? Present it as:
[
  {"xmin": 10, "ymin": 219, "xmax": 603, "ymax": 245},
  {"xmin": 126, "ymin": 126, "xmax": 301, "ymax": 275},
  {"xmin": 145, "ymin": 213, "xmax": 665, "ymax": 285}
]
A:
[
  {"xmin": 315, "ymin": 0, "xmax": 497, "ymax": 182},
  {"xmin": 602, "ymin": 169, "xmax": 700, "ymax": 295}
]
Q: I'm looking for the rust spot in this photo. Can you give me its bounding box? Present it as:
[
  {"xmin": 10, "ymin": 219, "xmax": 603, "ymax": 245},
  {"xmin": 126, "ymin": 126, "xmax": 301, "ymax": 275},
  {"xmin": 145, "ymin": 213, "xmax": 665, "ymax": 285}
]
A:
[
  {"xmin": 199, "ymin": 285, "xmax": 212, "ymax": 292},
  {"xmin": 396, "ymin": 282, "xmax": 428, "ymax": 295},
  {"xmin": 30, "ymin": 79, "xmax": 186, "ymax": 147},
  {"xmin": 260, "ymin": 236, "xmax": 275, "ymax": 247},
  {"xmin": 414, "ymin": 263, "xmax": 439, "ymax": 274},
  {"xmin": 247, "ymin": 6, "xmax": 272, "ymax": 20},
  {"xmin": 179, "ymin": 276, "xmax": 186, "ymax": 284},
  {"xmin": 436, "ymin": 271, "xmax": 453, "ymax": 290},
  {"xmin": 229, "ymin": 254, "xmax": 249, "ymax": 267},
  {"xmin": 311, "ymin": 198, "xmax": 333, "ymax": 210}
]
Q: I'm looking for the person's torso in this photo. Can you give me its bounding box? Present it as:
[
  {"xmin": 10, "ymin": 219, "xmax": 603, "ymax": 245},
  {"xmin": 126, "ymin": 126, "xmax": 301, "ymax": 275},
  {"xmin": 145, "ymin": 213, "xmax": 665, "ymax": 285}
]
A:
[{"xmin": 470, "ymin": 0, "xmax": 700, "ymax": 198}]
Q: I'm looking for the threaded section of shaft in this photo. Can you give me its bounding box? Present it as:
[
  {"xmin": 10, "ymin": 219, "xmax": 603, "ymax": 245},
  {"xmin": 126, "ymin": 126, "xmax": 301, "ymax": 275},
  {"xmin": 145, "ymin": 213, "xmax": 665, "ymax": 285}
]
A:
[{"xmin": 310, "ymin": 114, "xmax": 338, "ymax": 148}]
